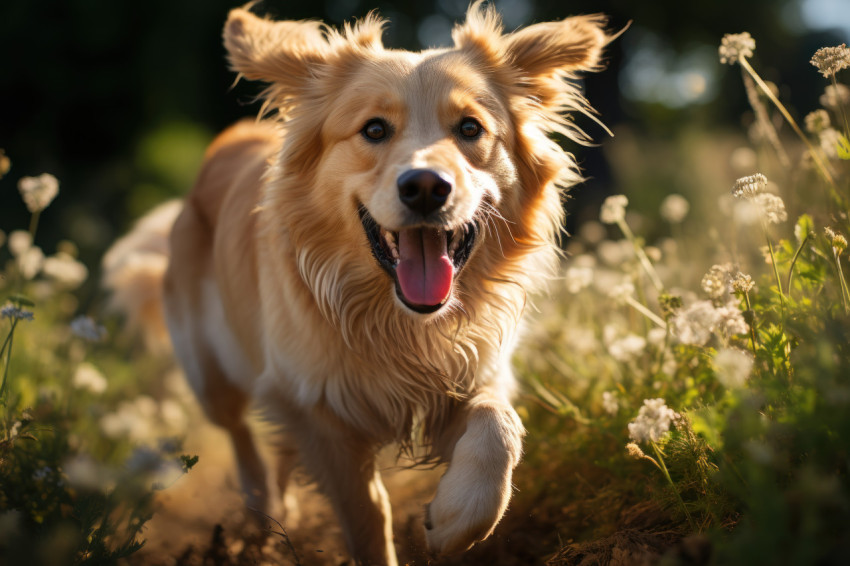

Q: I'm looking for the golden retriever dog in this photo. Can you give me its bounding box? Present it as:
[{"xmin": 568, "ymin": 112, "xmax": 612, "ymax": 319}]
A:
[{"xmin": 104, "ymin": 2, "xmax": 610, "ymax": 564}]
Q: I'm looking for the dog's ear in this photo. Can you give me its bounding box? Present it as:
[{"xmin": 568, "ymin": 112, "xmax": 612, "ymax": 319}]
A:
[
  {"xmin": 455, "ymin": 2, "xmax": 608, "ymax": 106},
  {"xmin": 223, "ymin": 8, "xmax": 327, "ymax": 87},
  {"xmin": 502, "ymin": 16, "xmax": 608, "ymax": 78}
]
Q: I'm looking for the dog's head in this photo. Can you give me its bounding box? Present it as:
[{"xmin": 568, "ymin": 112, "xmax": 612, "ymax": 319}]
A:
[{"xmin": 225, "ymin": 2, "xmax": 609, "ymax": 319}]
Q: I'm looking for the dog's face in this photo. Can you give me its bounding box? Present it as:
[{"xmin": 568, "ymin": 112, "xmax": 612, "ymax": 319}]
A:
[
  {"xmin": 315, "ymin": 51, "xmax": 519, "ymax": 313},
  {"xmin": 224, "ymin": 3, "xmax": 608, "ymax": 317}
]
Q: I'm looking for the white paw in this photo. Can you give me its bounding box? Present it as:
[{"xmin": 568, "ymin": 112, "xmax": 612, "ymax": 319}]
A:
[{"xmin": 424, "ymin": 403, "xmax": 524, "ymax": 555}]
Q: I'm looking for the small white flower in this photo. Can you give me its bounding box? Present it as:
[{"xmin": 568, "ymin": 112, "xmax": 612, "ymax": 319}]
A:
[
  {"xmin": 70, "ymin": 315, "xmax": 107, "ymax": 342},
  {"xmin": 732, "ymin": 272, "xmax": 755, "ymax": 293},
  {"xmin": 647, "ymin": 327, "xmax": 667, "ymax": 346},
  {"xmin": 628, "ymin": 398, "xmax": 679, "ymax": 443},
  {"xmin": 602, "ymin": 391, "xmax": 619, "ymax": 415},
  {"xmin": 810, "ymin": 44, "xmax": 850, "ymax": 78},
  {"xmin": 565, "ymin": 266, "xmax": 593, "ymax": 294},
  {"xmin": 671, "ymin": 300, "xmax": 717, "ymax": 346},
  {"xmin": 701, "ymin": 264, "xmax": 732, "ymax": 300},
  {"xmin": 820, "ymin": 84, "xmax": 850, "ymax": 110},
  {"xmin": 7, "ymin": 230, "xmax": 32, "ymax": 257},
  {"xmin": 732, "ymin": 173, "xmax": 767, "ymax": 198},
  {"xmin": 609, "ymin": 280, "xmax": 635, "ymax": 303},
  {"xmin": 715, "ymin": 303, "xmax": 750, "ymax": 337},
  {"xmin": 17, "ymin": 173, "xmax": 59, "ymax": 213},
  {"xmin": 713, "ymin": 348, "xmax": 754, "ymax": 388},
  {"xmin": 600, "ymin": 195, "xmax": 628, "ymax": 224},
  {"xmin": 73, "ymin": 363, "xmax": 108, "ymax": 394},
  {"xmin": 820, "ymin": 128, "xmax": 844, "ymax": 159},
  {"xmin": 805, "ymin": 109, "xmax": 831, "ymax": 133},
  {"xmin": 18, "ymin": 246, "xmax": 44, "ymax": 280},
  {"xmin": 43, "ymin": 252, "xmax": 88, "ymax": 289},
  {"xmin": 753, "ymin": 193, "xmax": 787, "ymax": 224},
  {"xmin": 659, "ymin": 194, "xmax": 690, "ymax": 224},
  {"xmin": 719, "ymin": 32, "xmax": 756, "ymax": 65},
  {"xmin": 609, "ymin": 334, "xmax": 647, "ymax": 362}
]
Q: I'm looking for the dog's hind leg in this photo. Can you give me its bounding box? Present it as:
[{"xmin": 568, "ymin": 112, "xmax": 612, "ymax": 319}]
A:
[{"xmin": 204, "ymin": 372, "xmax": 269, "ymax": 515}]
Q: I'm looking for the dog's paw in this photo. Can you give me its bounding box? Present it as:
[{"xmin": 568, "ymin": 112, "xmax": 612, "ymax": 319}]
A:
[{"xmin": 424, "ymin": 403, "xmax": 524, "ymax": 555}]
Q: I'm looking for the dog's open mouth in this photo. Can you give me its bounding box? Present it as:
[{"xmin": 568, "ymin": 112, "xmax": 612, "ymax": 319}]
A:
[{"xmin": 359, "ymin": 207, "xmax": 478, "ymax": 314}]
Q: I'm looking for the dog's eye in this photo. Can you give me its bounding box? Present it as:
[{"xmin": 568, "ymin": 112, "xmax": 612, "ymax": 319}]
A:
[
  {"xmin": 458, "ymin": 118, "xmax": 483, "ymax": 139},
  {"xmin": 362, "ymin": 119, "xmax": 389, "ymax": 142}
]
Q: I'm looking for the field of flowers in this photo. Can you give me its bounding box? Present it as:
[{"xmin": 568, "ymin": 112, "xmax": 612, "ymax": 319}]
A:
[{"xmin": 1, "ymin": 32, "xmax": 850, "ymax": 566}]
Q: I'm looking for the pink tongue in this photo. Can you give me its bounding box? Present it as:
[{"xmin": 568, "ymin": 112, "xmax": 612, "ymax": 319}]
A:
[{"xmin": 396, "ymin": 228, "xmax": 454, "ymax": 307}]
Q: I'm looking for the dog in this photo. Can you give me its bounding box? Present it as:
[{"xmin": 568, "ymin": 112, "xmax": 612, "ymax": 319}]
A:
[{"xmin": 103, "ymin": 2, "xmax": 610, "ymax": 564}]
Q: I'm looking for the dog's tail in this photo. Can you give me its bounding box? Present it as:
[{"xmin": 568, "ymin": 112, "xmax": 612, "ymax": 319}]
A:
[{"xmin": 102, "ymin": 199, "xmax": 183, "ymax": 353}]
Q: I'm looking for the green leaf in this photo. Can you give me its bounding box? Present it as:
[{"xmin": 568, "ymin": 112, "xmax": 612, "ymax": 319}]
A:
[{"xmin": 837, "ymin": 133, "xmax": 850, "ymax": 160}]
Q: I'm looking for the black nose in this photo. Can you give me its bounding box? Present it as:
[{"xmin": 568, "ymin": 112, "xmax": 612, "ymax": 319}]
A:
[{"xmin": 397, "ymin": 169, "xmax": 452, "ymax": 216}]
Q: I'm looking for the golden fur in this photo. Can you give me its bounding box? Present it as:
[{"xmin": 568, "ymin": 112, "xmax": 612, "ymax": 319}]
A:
[{"xmin": 104, "ymin": 3, "xmax": 610, "ymax": 564}]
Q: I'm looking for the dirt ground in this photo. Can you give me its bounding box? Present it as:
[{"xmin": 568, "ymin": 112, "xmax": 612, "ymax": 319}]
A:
[
  {"xmin": 126, "ymin": 377, "xmax": 690, "ymax": 566},
  {"xmin": 130, "ymin": 412, "xmax": 449, "ymax": 565}
]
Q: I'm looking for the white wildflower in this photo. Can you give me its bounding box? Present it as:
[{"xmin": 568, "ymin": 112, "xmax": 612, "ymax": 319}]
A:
[
  {"xmin": 732, "ymin": 173, "xmax": 767, "ymax": 198},
  {"xmin": 659, "ymin": 194, "xmax": 690, "ymax": 224},
  {"xmin": 805, "ymin": 109, "xmax": 831, "ymax": 133},
  {"xmin": 602, "ymin": 391, "xmax": 619, "ymax": 415},
  {"xmin": 609, "ymin": 334, "xmax": 647, "ymax": 362},
  {"xmin": 671, "ymin": 300, "xmax": 717, "ymax": 346},
  {"xmin": 43, "ymin": 252, "xmax": 88, "ymax": 288},
  {"xmin": 597, "ymin": 239, "xmax": 634, "ymax": 266},
  {"xmin": 70, "ymin": 315, "xmax": 107, "ymax": 342},
  {"xmin": 18, "ymin": 246, "xmax": 44, "ymax": 280},
  {"xmin": 73, "ymin": 362, "xmax": 107, "ymax": 394},
  {"xmin": 753, "ymin": 193, "xmax": 787, "ymax": 224},
  {"xmin": 732, "ymin": 272, "xmax": 755, "ymax": 293},
  {"xmin": 810, "ymin": 44, "xmax": 850, "ymax": 77},
  {"xmin": 647, "ymin": 327, "xmax": 667, "ymax": 347},
  {"xmin": 628, "ymin": 398, "xmax": 680, "ymax": 443},
  {"xmin": 826, "ymin": 227, "xmax": 848, "ymax": 253},
  {"xmin": 701, "ymin": 264, "xmax": 732, "ymax": 300},
  {"xmin": 820, "ymin": 84, "xmax": 850, "ymax": 110},
  {"xmin": 719, "ymin": 32, "xmax": 756, "ymax": 65},
  {"xmin": 715, "ymin": 303, "xmax": 749, "ymax": 337},
  {"xmin": 7, "ymin": 230, "xmax": 31, "ymax": 257},
  {"xmin": 600, "ymin": 195, "xmax": 628, "ymax": 224},
  {"xmin": 565, "ymin": 266, "xmax": 593, "ymax": 294},
  {"xmin": 17, "ymin": 173, "xmax": 59, "ymax": 213},
  {"xmin": 820, "ymin": 128, "xmax": 844, "ymax": 159},
  {"xmin": 609, "ymin": 280, "xmax": 635, "ymax": 303},
  {"xmin": 713, "ymin": 348, "xmax": 754, "ymax": 388}
]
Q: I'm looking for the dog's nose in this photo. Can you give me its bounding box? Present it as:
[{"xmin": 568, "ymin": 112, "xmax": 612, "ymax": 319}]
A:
[{"xmin": 397, "ymin": 169, "xmax": 452, "ymax": 216}]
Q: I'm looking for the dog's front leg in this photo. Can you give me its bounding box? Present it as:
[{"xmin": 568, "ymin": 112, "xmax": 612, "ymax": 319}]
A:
[
  {"xmin": 294, "ymin": 414, "xmax": 397, "ymax": 566},
  {"xmin": 425, "ymin": 392, "xmax": 525, "ymax": 555}
]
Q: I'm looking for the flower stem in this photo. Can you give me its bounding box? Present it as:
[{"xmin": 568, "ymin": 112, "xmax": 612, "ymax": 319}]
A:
[
  {"xmin": 617, "ymin": 218, "xmax": 664, "ymax": 291},
  {"xmin": 763, "ymin": 224, "xmax": 786, "ymax": 312},
  {"xmin": 650, "ymin": 440, "xmax": 697, "ymax": 531},
  {"xmin": 832, "ymin": 75, "xmax": 850, "ymax": 137},
  {"xmin": 786, "ymin": 234, "xmax": 810, "ymax": 301},
  {"xmin": 834, "ymin": 251, "xmax": 850, "ymax": 314},
  {"xmin": 0, "ymin": 320, "xmax": 18, "ymax": 405},
  {"xmin": 742, "ymin": 292, "xmax": 759, "ymax": 356},
  {"xmin": 625, "ymin": 295, "xmax": 666, "ymax": 328},
  {"xmin": 739, "ymin": 58, "xmax": 839, "ymax": 197}
]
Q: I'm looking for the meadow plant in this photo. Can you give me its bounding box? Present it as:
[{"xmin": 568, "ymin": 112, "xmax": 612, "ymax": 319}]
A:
[
  {"xmin": 525, "ymin": 30, "xmax": 850, "ymax": 565},
  {"xmin": 0, "ymin": 157, "xmax": 196, "ymax": 565}
]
